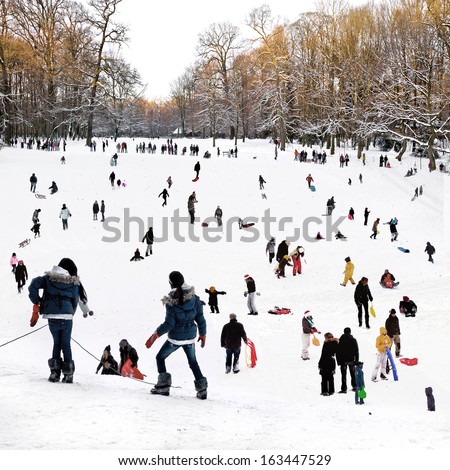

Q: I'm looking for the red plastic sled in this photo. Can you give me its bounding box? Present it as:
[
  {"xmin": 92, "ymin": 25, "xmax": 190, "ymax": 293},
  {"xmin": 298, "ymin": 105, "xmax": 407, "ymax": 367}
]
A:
[
  {"xmin": 399, "ymin": 357, "xmax": 418, "ymax": 366},
  {"xmin": 192, "ymin": 176, "xmax": 199, "ymax": 182},
  {"xmin": 121, "ymin": 359, "xmax": 146, "ymax": 380},
  {"xmin": 201, "ymin": 222, "xmax": 209, "ymax": 227},
  {"xmin": 268, "ymin": 307, "xmax": 291, "ymax": 315},
  {"xmin": 245, "ymin": 339, "xmax": 257, "ymax": 368}
]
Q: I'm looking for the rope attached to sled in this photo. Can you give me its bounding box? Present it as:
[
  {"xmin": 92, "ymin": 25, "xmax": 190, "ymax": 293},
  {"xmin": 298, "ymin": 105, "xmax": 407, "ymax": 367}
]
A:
[{"xmin": 0, "ymin": 324, "xmax": 48, "ymax": 348}]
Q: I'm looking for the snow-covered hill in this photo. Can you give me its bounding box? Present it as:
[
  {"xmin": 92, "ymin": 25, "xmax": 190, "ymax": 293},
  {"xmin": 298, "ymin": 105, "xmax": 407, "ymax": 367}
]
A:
[{"xmin": 1, "ymin": 138, "xmax": 449, "ymax": 467}]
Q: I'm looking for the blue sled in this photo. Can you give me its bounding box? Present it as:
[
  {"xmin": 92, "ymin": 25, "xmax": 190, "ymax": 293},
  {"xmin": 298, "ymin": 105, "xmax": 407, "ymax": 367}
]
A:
[
  {"xmin": 310, "ymin": 185, "xmax": 316, "ymax": 192},
  {"xmin": 397, "ymin": 247, "xmax": 410, "ymax": 253},
  {"xmin": 386, "ymin": 347, "xmax": 398, "ymax": 381}
]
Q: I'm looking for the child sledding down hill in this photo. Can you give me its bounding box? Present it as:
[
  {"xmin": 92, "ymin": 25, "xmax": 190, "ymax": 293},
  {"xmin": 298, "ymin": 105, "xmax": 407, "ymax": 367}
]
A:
[
  {"xmin": 380, "ymin": 269, "xmax": 399, "ymax": 288},
  {"xmin": 275, "ymin": 255, "xmax": 291, "ymax": 278}
]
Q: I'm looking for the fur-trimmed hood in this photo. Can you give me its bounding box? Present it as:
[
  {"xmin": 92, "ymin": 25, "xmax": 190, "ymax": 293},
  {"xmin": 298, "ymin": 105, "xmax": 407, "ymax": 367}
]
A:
[
  {"xmin": 45, "ymin": 266, "xmax": 80, "ymax": 286},
  {"xmin": 161, "ymin": 284, "xmax": 195, "ymax": 306}
]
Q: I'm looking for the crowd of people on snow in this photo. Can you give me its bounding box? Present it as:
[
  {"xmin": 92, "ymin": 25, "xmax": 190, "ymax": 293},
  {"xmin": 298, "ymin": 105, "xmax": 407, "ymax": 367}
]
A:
[{"xmin": 6, "ymin": 137, "xmax": 442, "ymax": 408}]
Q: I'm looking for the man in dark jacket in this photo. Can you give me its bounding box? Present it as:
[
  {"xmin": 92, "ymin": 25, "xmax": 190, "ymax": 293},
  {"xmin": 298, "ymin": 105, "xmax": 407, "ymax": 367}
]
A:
[
  {"xmin": 276, "ymin": 240, "xmax": 290, "ymax": 263},
  {"xmin": 30, "ymin": 173, "xmax": 37, "ymax": 192},
  {"xmin": 119, "ymin": 339, "xmax": 139, "ymax": 373},
  {"xmin": 354, "ymin": 277, "xmax": 373, "ymax": 328},
  {"xmin": 142, "ymin": 227, "xmax": 154, "ymax": 256},
  {"xmin": 385, "ymin": 309, "xmax": 401, "ymax": 357},
  {"xmin": 194, "ymin": 161, "xmax": 201, "ymax": 178},
  {"xmin": 336, "ymin": 327, "xmax": 359, "ymax": 393},
  {"xmin": 221, "ymin": 314, "xmax": 247, "ymax": 373}
]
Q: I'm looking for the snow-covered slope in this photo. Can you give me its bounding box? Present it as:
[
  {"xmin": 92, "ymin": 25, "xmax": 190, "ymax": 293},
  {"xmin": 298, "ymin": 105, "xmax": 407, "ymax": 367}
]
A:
[{"xmin": 1, "ymin": 138, "xmax": 449, "ymax": 464}]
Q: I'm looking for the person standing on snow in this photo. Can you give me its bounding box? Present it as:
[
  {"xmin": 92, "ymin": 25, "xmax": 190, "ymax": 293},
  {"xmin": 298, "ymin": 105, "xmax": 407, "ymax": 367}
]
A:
[
  {"xmin": 204, "ymin": 286, "xmax": 226, "ymax": 313},
  {"xmin": 259, "ymin": 175, "xmax": 266, "ymax": 190},
  {"xmin": 363, "ymin": 207, "xmax": 370, "ymax": 226},
  {"xmin": 266, "ymin": 237, "xmax": 276, "ymax": 263},
  {"xmin": 370, "ymin": 218, "xmax": 380, "ymax": 239},
  {"xmin": 306, "ymin": 174, "xmax": 314, "ymax": 188},
  {"xmin": 244, "ymin": 274, "xmax": 258, "ymax": 315},
  {"xmin": 318, "ymin": 332, "xmax": 339, "ymax": 396},
  {"xmin": 220, "ymin": 313, "xmax": 247, "ymax": 374},
  {"xmin": 371, "ymin": 327, "xmax": 391, "ymax": 382},
  {"xmin": 384, "ymin": 217, "xmax": 399, "ymax": 241},
  {"xmin": 290, "ymin": 246, "xmax": 304, "ymax": 276},
  {"xmin": 354, "ymin": 277, "xmax": 373, "ymax": 328},
  {"xmin": 28, "ymin": 258, "xmax": 93, "ymax": 383},
  {"xmin": 30, "ymin": 173, "xmax": 37, "ymax": 192},
  {"xmin": 336, "ymin": 327, "xmax": 359, "ymax": 393},
  {"xmin": 109, "ymin": 171, "xmax": 115, "ymax": 187},
  {"xmin": 118, "ymin": 339, "xmax": 139, "ymax": 374},
  {"xmin": 59, "ymin": 203, "xmax": 72, "ymax": 230},
  {"xmin": 214, "ymin": 206, "xmax": 223, "ymax": 226},
  {"xmin": 100, "ymin": 200, "xmax": 106, "ymax": 222},
  {"xmin": 142, "ymin": 227, "xmax": 154, "ymax": 256},
  {"xmin": 32, "ymin": 208, "xmax": 41, "ymax": 224},
  {"xmin": 187, "ymin": 192, "xmax": 197, "ymax": 224},
  {"xmin": 276, "ymin": 239, "xmax": 290, "ymax": 263},
  {"xmin": 341, "ymin": 257, "xmax": 355, "ymax": 286},
  {"xmin": 301, "ymin": 311, "xmax": 319, "ymax": 360},
  {"xmin": 194, "ymin": 161, "xmax": 201, "ymax": 179},
  {"xmin": 145, "ymin": 271, "xmax": 208, "ymax": 399},
  {"xmin": 92, "ymin": 200, "xmax": 99, "ymax": 220},
  {"xmin": 15, "ymin": 259, "xmax": 28, "ymax": 293},
  {"xmin": 385, "ymin": 309, "xmax": 401, "ymax": 358},
  {"xmin": 158, "ymin": 188, "xmax": 169, "ymax": 207},
  {"xmin": 424, "ymin": 242, "xmax": 435, "ymax": 263}
]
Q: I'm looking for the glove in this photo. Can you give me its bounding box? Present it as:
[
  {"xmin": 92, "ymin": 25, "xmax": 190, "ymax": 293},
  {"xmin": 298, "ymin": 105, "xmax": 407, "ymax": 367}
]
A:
[
  {"xmin": 223, "ymin": 292, "xmax": 227, "ymax": 295},
  {"xmin": 256, "ymin": 292, "xmax": 261, "ymax": 296},
  {"xmin": 198, "ymin": 335, "xmax": 206, "ymax": 348},
  {"xmin": 244, "ymin": 292, "xmax": 248, "ymax": 297},
  {"xmin": 145, "ymin": 332, "xmax": 159, "ymax": 349},
  {"xmin": 30, "ymin": 304, "xmax": 40, "ymax": 327}
]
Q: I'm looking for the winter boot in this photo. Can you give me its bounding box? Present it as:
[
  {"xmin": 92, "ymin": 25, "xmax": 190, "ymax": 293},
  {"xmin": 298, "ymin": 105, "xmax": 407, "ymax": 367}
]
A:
[
  {"xmin": 225, "ymin": 366, "xmax": 231, "ymax": 374},
  {"xmin": 233, "ymin": 362, "xmax": 240, "ymax": 374},
  {"xmin": 194, "ymin": 377, "xmax": 208, "ymax": 400},
  {"xmin": 150, "ymin": 372, "xmax": 172, "ymax": 396},
  {"xmin": 48, "ymin": 358, "xmax": 62, "ymax": 382},
  {"xmin": 61, "ymin": 360, "xmax": 75, "ymax": 383}
]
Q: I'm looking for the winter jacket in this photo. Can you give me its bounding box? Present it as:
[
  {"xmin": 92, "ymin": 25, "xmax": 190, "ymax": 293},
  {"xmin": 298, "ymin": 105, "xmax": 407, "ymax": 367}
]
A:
[
  {"xmin": 156, "ymin": 285, "xmax": 206, "ymax": 344},
  {"xmin": 93, "ymin": 202, "xmax": 99, "ymax": 214},
  {"xmin": 221, "ymin": 319, "xmax": 247, "ymax": 349},
  {"xmin": 355, "ymin": 364, "xmax": 365, "ymax": 388},
  {"xmin": 318, "ymin": 340, "xmax": 339, "ymax": 372},
  {"xmin": 354, "ymin": 281, "xmax": 373, "ymax": 305},
  {"xmin": 214, "ymin": 208, "xmax": 223, "ymax": 218},
  {"xmin": 245, "ymin": 278, "xmax": 256, "ymax": 293},
  {"xmin": 28, "ymin": 266, "xmax": 80, "ymax": 320},
  {"xmin": 142, "ymin": 228, "xmax": 154, "ymax": 244},
  {"xmin": 119, "ymin": 342, "xmax": 139, "ymax": 370},
  {"xmin": 187, "ymin": 195, "xmax": 197, "ymax": 211},
  {"xmin": 302, "ymin": 315, "xmax": 314, "ymax": 334},
  {"xmin": 96, "ymin": 354, "xmax": 119, "ymax": 375},
  {"xmin": 385, "ymin": 315, "xmax": 401, "ymax": 337},
  {"xmin": 425, "ymin": 243, "xmax": 435, "ymax": 255},
  {"xmin": 375, "ymin": 327, "xmax": 392, "ymax": 353},
  {"xmin": 344, "ymin": 262, "xmax": 355, "ymax": 278},
  {"xmin": 10, "ymin": 255, "xmax": 18, "ymax": 267},
  {"xmin": 266, "ymin": 240, "xmax": 275, "ymax": 254},
  {"xmin": 289, "ymin": 247, "xmax": 303, "ymax": 259},
  {"xmin": 399, "ymin": 300, "xmax": 417, "ymax": 315},
  {"xmin": 15, "ymin": 263, "xmax": 28, "ymax": 282},
  {"xmin": 336, "ymin": 333, "xmax": 359, "ymax": 365},
  {"xmin": 205, "ymin": 288, "xmax": 225, "ymax": 306},
  {"xmin": 60, "ymin": 208, "xmax": 71, "ymax": 220},
  {"xmin": 276, "ymin": 241, "xmax": 290, "ymax": 262},
  {"xmin": 30, "ymin": 174, "xmax": 37, "ymax": 184},
  {"xmin": 100, "ymin": 202, "xmax": 105, "ymax": 213},
  {"xmin": 386, "ymin": 218, "xmax": 398, "ymax": 233},
  {"xmin": 372, "ymin": 220, "xmax": 379, "ymax": 231},
  {"xmin": 32, "ymin": 210, "xmax": 40, "ymax": 223}
]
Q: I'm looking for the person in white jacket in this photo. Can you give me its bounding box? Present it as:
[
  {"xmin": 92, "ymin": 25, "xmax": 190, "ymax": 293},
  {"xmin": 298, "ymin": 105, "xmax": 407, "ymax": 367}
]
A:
[{"xmin": 59, "ymin": 204, "xmax": 72, "ymax": 230}]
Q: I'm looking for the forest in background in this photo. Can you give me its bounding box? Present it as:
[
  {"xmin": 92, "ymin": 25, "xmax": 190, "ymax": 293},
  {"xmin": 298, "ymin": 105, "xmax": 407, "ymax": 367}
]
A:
[{"xmin": 0, "ymin": 0, "xmax": 448, "ymax": 167}]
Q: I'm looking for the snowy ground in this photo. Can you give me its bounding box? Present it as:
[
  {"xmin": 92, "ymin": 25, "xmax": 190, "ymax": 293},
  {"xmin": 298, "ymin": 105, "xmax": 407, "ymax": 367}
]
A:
[{"xmin": 0, "ymin": 137, "xmax": 449, "ymax": 468}]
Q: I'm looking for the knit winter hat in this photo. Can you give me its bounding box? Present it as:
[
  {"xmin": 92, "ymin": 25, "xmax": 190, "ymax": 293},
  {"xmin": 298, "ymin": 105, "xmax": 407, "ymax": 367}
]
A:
[
  {"xmin": 119, "ymin": 339, "xmax": 129, "ymax": 349},
  {"xmin": 105, "ymin": 345, "xmax": 111, "ymax": 352},
  {"xmin": 403, "ymin": 296, "xmax": 409, "ymax": 302},
  {"xmin": 58, "ymin": 258, "xmax": 78, "ymax": 276},
  {"xmin": 345, "ymin": 257, "xmax": 351, "ymax": 262},
  {"xmin": 304, "ymin": 310, "xmax": 311, "ymax": 317},
  {"xmin": 169, "ymin": 271, "xmax": 184, "ymax": 288},
  {"xmin": 244, "ymin": 274, "xmax": 250, "ymax": 279},
  {"xmin": 390, "ymin": 309, "xmax": 396, "ymax": 314},
  {"xmin": 344, "ymin": 327, "xmax": 351, "ymax": 334}
]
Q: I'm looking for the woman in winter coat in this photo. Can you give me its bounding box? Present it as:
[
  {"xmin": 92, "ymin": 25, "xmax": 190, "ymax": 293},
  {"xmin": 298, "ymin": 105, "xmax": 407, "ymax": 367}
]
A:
[
  {"xmin": 204, "ymin": 286, "xmax": 226, "ymax": 313},
  {"xmin": 15, "ymin": 259, "xmax": 28, "ymax": 293},
  {"xmin": 59, "ymin": 204, "xmax": 72, "ymax": 230},
  {"xmin": 318, "ymin": 333, "xmax": 339, "ymax": 396},
  {"xmin": 96, "ymin": 345, "xmax": 119, "ymax": 375},
  {"xmin": 301, "ymin": 311, "xmax": 319, "ymax": 360},
  {"xmin": 92, "ymin": 201, "xmax": 99, "ymax": 220},
  {"xmin": 28, "ymin": 258, "xmax": 92, "ymax": 383},
  {"xmin": 341, "ymin": 257, "xmax": 355, "ymax": 286},
  {"xmin": 276, "ymin": 240, "xmax": 290, "ymax": 263},
  {"xmin": 290, "ymin": 246, "xmax": 304, "ymax": 276},
  {"xmin": 145, "ymin": 271, "xmax": 208, "ymax": 399},
  {"xmin": 119, "ymin": 339, "xmax": 139, "ymax": 373},
  {"xmin": 354, "ymin": 277, "xmax": 373, "ymax": 328}
]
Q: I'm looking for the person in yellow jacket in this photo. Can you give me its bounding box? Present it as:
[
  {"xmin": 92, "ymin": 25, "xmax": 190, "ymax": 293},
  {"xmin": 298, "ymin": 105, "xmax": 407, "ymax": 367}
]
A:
[
  {"xmin": 371, "ymin": 327, "xmax": 392, "ymax": 382},
  {"xmin": 340, "ymin": 257, "xmax": 355, "ymax": 286}
]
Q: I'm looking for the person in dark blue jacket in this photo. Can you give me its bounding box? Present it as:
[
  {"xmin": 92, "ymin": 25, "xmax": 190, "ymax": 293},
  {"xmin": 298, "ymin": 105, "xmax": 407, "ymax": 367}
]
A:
[
  {"xmin": 145, "ymin": 271, "xmax": 208, "ymax": 399},
  {"xmin": 28, "ymin": 258, "xmax": 93, "ymax": 383}
]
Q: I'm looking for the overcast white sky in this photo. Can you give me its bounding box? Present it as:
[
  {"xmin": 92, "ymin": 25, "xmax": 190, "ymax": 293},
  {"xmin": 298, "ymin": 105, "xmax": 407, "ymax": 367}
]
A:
[{"xmin": 113, "ymin": 0, "xmax": 369, "ymax": 100}]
